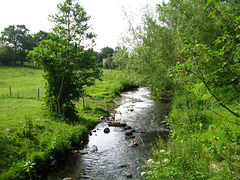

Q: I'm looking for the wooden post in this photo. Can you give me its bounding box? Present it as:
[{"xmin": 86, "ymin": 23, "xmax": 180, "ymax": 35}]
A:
[
  {"xmin": 9, "ymin": 86, "xmax": 11, "ymax": 96},
  {"xmin": 38, "ymin": 88, "xmax": 40, "ymax": 99},
  {"xmin": 82, "ymin": 97, "xmax": 85, "ymax": 108}
]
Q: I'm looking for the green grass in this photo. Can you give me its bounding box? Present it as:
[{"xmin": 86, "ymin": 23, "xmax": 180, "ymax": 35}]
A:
[
  {"xmin": 0, "ymin": 66, "xmax": 45, "ymax": 99},
  {"xmin": 0, "ymin": 65, "xmax": 134, "ymax": 179},
  {"xmin": 141, "ymin": 82, "xmax": 240, "ymax": 179},
  {"xmin": 0, "ymin": 99, "xmax": 45, "ymax": 130}
]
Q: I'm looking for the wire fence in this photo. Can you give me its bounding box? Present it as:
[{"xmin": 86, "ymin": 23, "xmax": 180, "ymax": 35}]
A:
[{"xmin": 0, "ymin": 86, "xmax": 45, "ymax": 99}]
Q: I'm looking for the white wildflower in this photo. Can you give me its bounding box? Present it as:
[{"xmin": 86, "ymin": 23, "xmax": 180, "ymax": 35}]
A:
[
  {"xmin": 147, "ymin": 171, "xmax": 153, "ymax": 175},
  {"xmin": 165, "ymin": 151, "xmax": 171, "ymax": 155},
  {"xmin": 159, "ymin": 149, "xmax": 166, "ymax": 154},
  {"xmin": 163, "ymin": 158, "xmax": 170, "ymax": 163},
  {"xmin": 147, "ymin": 159, "xmax": 154, "ymax": 164},
  {"xmin": 141, "ymin": 172, "xmax": 147, "ymax": 176}
]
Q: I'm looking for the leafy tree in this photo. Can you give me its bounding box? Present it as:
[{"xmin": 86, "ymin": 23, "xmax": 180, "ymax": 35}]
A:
[
  {"xmin": 157, "ymin": 0, "xmax": 221, "ymax": 46},
  {"xmin": 97, "ymin": 46, "xmax": 114, "ymax": 68},
  {"xmin": 100, "ymin": 46, "xmax": 114, "ymax": 58},
  {"xmin": 174, "ymin": 0, "xmax": 240, "ymax": 118},
  {"xmin": 115, "ymin": 6, "xmax": 178, "ymax": 95},
  {"xmin": 28, "ymin": 0, "xmax": 101, "ymax": 119},
  {"xmin": 0, "ymin": 25, "xmax": 35, "ymax": 65},
  {"xmin": 112, "ymin": 46, "xmax": 130, "ymax": 70},
  {"xmin": 33, "ymin": 30, "xmax": 52, "ymax": 45},
  {"xmin": 0, "ymin": 45, "xmax": 14, "ymax": 66}
]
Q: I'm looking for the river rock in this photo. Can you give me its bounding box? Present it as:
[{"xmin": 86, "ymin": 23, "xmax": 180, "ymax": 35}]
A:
[
  {"xmin": 124, "ymin": 172, "xmax": 133, "ymax": 178},
  {"xmin": 92, "ymin": 145, "xmax": 98, "ymax": 152},
  {"xmin": 124, "ymin": 126, "xmax": 132, "ymax": 130},
  {"xmin": 128, "ymin": 108, "xmax": 134, "ymax": 111},
  {"xmin": 128, "ymin": 141, "xmax": 138, "ymax": 147},
  {"xmin": 125, "ymin": 130, "xmax": 133, "ymax": 136},
  {"xmin": 108, "ymin": 116, "xmax": 115, "ymax": 121},
  {"xmin": 104, "ymin": 127, "xmax": 110, "ymax": 133},
  {"xmin": 98, "ymin": 116, "xmax": 106, "ymax": 122},
  {"xmin": 71, "ymin": 150, "xmax": 79, "ymax": 154},
  {"xmin": 125, "ymin": 135, "xmax": 135, "ymax": 139},
  {"xmin": 107, "ymin": 121, "xmax": 127, "ymax": 127},
  {"xmin": 63, "ymin": 177, "xmax": 74, "ymax": 180},
  {"xmin": 79, "ymin": 150, "xmax": 88, "ymax": 154}
]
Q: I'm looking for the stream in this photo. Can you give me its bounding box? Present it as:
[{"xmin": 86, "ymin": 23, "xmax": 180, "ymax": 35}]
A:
[{"xmin": 46, "ymin": 87, "xmax": 171, "ymax": 180}]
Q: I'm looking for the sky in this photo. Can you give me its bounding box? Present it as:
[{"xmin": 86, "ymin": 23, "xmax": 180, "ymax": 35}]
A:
[{"xmin": 0, "ymin": 0, "xmax": 165, "ymax": 52}]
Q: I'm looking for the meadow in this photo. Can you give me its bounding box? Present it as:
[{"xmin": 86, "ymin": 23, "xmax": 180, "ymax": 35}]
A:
[{"xmin": 0, "ymin": 65, "xmax": 132, "ymax": 179}]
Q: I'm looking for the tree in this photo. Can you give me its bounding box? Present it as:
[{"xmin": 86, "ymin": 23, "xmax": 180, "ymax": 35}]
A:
[
  {"xmin": 28, "ymin": 0, "xmax": 101, "ymax": 118},
  {"xmin": 100, "ymin": 47, "xmax": 114, "ymax": 58},
  {"xmin": 0, "ymin": 45, "xmax": 14, "ymax": 66},
  {"xmin": 33, "ymin": 30, "xmax": 52, "ymax": 45},
  {"xmin": 174, "ymin": 0, "xmax": 240, "ymax": 118},
  {"xmin": 96, "ymin": 46, "xmax": 114, "ymax": 68},
  {"xmin": 0, "ymin": 25, "xmax": 35, "ymax": 65}
]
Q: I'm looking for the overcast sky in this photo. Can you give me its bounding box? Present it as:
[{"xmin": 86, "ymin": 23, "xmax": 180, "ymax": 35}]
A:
[{"xmin": 0, "ymin": 0, "xmax": 164, "ymax": 51}]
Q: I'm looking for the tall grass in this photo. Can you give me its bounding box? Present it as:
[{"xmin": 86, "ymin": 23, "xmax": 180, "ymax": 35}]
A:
[{"xmin": 142, "ymin": 82, "xmax": 240, "ymax": 179}]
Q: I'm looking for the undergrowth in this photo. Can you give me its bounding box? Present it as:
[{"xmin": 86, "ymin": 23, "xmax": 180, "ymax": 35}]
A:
[{"xmin": 142, "ymin": 82, "xmax": 240, "ymax": 179}]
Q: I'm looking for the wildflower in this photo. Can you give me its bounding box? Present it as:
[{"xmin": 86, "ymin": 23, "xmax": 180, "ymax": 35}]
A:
[
  {"xmin": 163, "ymin": 158, "xmax": 170, "ymax": 163},
  {"xmin": 36, "ymin": 118, "xmax": 40, "ymax": 122},
  {"xmin": 159, "ymin": 149, "xmax": 166, "ymax": 154},
  {"xmin": 5, "ymin": 128, "xmax": 11, "ymax": 132},
  {"xmin": 147, "ymin": 171, "xmax": 153, "ymax": 175},
  {"xmin": 147, "ymin": 159, "xmax": 154, "ymax": 164},
  {"xmin": 165, "ymin": 151, "xmax": 170, "ymax": 155},
  {"xmin": 141, "ymin": 172, "xmax": 147, "ymax": 176}
]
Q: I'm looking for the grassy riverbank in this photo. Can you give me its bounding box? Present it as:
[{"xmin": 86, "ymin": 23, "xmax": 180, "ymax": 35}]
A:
[
  {"xmin": 142, "ymin": 83, "xmax": 240, "ymax": 179},
  {"xmin": 0, "ymin": 66, "xmax": 135, "ymax": 179}
]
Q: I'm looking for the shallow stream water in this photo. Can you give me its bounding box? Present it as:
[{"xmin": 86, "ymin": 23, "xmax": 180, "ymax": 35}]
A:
[{"xmin": 46, "ymin": 87, "xmax": 171, "ymax": 180}]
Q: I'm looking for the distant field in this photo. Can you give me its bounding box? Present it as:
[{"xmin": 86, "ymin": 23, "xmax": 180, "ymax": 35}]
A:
[
  {"xmin": 0, "ymin": 66, "xmax": 45, "ymax": 99},
  {"xmin": 0, "ymin": 66, "xmax": 125, "ymax": 130}
]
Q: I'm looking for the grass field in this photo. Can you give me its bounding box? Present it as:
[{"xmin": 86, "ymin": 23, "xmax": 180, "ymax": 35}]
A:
[{"xmin": 0, "ymin": 65, "xmax": 132, "ymax": 179}]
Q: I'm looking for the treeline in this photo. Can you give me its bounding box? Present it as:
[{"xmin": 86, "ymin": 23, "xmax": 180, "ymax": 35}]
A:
[
  {"xmin": 0, "ymin": 26, "xmax": 116, "ymax": 68},
  {"xmin": 113, "ymin": 0, "xmax": 240, "ymax": 111},
  {"xmin": 112, "ymin": 0, "xmax": 240, "ymax": 179},
  {"xmin": 0, "ymin": 26, "xmax": 52, "ymax": 66}
]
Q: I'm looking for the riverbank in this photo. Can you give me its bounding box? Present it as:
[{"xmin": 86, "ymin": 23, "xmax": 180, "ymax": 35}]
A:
[
  {"xmin": 0, "ymin": 66, "xmax": 137, "ymax": 179},
  {"xmin": 142, "ymin": 83, "xmax": 240, "ymax": 179}
]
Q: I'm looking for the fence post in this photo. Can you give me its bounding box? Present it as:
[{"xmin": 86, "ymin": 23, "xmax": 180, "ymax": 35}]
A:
[
  {"xmin": 9, "ymin": 86, "xmax": 11, "ymax": 96},
  {"xmin": 38, "ymin": 88, "xmax": 40, "ymax": 99}
]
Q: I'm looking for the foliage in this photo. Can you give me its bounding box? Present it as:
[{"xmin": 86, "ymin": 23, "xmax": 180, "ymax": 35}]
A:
[
  {"xmin": 118, "ymin": 0, "xmax": 240, "ymax": 179},
  {"xmin": 100, "ymin": 46, "xmax": 114, "ymax": 58},
  {"xmin": 28, "ymin": 0, "xmax": 101, "ymax": 118},
  {"xmin": 173, "ymin": 0, "xmax": 240, "ymax": 118},
  {"xmin": 95, "ymin": 46, "xmax": 115, "ymax": 68},
  {"xmin": 0, "ymin": 45, "xmax": 14, "ymax": 66},
  {"xmin": 0, "ymin": 25, "xmax": 36, "ymax": 65},
  {"xmin": 33, "ymin": 30, "xmax": 52, "ymax": 45}
]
